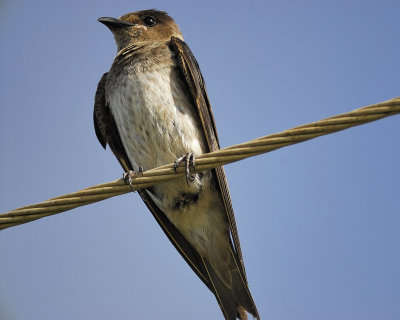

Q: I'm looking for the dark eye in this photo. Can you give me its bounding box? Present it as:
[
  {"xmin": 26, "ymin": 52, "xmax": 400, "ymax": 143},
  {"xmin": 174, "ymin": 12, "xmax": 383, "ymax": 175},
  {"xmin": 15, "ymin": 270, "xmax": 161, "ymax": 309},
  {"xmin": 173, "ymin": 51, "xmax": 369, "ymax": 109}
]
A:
[{"xmin": 142, "ymin": 16, "xmax": 157, "ymax": 26}]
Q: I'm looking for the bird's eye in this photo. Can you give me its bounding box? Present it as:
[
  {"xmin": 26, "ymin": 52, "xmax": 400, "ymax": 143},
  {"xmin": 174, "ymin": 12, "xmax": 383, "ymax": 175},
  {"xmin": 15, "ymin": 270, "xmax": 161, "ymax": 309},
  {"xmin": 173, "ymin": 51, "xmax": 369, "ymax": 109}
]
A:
[{"xmin": 142, "ymin": 16, "xmax": 157, "ymax": 26}]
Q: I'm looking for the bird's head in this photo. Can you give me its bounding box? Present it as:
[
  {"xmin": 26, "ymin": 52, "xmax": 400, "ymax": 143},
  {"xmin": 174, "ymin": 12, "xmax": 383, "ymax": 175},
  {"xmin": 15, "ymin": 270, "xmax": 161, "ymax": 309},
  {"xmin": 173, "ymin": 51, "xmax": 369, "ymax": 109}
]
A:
[{"xmin": 98, "ymin": 9, "xmax": 183, "ymax": 51}]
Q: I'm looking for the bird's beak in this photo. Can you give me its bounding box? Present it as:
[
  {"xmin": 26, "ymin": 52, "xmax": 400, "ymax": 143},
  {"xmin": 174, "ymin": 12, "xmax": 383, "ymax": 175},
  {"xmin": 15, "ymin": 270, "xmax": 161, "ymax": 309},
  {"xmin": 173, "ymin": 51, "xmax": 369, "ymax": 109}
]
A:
[{"xmin": 98, "ymin": 17, "xmax": 136, "ymax": 29}]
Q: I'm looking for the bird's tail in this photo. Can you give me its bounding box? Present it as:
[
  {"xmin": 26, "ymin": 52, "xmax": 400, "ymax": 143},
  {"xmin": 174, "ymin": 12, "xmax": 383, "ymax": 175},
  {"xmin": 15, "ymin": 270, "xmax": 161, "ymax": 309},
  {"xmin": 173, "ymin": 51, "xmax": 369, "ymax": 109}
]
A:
[{"xmin": 202, "ymin": 253, "xmax": 259, "ymax": 320}]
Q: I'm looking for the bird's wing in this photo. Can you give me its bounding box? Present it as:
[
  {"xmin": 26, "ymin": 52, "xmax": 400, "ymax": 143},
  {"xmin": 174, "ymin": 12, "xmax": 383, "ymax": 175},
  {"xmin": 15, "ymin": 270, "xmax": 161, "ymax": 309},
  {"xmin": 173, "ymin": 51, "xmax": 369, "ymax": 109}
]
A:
[
  {"xmin": 94, "ymin": 73, "xmax": 132, "ymax": 171},
  {"xmin": 169, "ymin": 37, "xmax": 259, "ymax": 319},
  {"xmin": 94, "ymin": 72, "xmax": 215, "ymax": 293},
  {"xmin": 169, "ymin": 36, "xmax": 245, "ymax": 271}
]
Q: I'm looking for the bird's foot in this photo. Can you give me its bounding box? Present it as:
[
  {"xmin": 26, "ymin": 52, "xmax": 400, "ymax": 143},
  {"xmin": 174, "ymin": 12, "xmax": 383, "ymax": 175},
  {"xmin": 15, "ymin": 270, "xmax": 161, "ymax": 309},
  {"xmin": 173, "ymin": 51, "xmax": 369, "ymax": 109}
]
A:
[
  {"xmin": 174, "ymin": 153, "xmax": 196, "ymax": 184},
  {"xmin": 123, "ymin": 166, "xmax": 144, "ymax": 191},
  {"xmin": 138, "ymin": 166, "xmax": 144, "ymax": 175}
]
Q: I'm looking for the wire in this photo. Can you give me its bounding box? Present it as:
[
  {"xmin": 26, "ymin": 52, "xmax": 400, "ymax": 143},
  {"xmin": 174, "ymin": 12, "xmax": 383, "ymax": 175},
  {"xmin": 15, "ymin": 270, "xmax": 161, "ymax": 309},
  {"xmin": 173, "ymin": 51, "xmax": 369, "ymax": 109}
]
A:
[{"xmin": 1, "ymin": 97, "xmax": 399, "ymax": 230}]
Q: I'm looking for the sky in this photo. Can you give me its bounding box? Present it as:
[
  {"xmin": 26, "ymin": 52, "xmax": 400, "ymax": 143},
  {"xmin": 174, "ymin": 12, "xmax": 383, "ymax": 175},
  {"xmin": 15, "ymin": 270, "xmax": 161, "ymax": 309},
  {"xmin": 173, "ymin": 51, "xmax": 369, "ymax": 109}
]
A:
[{"xmin": 0, "ymin": 0, "xmax": 399, "ymax": 319}]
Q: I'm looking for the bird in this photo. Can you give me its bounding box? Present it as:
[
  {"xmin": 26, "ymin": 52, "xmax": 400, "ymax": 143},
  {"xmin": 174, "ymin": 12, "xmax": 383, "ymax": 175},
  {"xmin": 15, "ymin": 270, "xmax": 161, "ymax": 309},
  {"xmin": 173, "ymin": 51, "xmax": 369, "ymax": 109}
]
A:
[{"xmin": 94, "ymin": 9, "xmax": 259, "ymax": 320}]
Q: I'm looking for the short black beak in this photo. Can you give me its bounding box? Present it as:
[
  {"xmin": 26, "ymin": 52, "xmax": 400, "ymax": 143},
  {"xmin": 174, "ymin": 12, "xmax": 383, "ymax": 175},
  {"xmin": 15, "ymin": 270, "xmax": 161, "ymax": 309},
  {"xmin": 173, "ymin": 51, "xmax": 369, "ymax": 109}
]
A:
[{"xmin": 98, "ymin": 17, "xmax": 136, "ymax": 29}]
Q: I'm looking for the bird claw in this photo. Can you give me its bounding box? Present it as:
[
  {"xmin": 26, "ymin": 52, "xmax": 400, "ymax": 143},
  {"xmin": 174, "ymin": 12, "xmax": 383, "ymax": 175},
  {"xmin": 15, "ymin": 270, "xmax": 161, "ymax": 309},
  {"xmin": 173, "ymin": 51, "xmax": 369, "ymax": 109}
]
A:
[
  {"xmin": 123, "ymin": 167, "xmax": 144, "ymax": 191},
  {"xmin": 174, "ymin": 153, "xmax": 196, "ymax": 184}
]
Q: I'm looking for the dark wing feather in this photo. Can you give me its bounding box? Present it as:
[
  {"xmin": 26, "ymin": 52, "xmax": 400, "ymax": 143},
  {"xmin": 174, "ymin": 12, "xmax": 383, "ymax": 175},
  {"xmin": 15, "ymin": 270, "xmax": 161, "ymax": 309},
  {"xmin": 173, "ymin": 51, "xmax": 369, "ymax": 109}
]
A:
[
  {"xmin": 94, "ymin": 72, "xmax": 215, "ymax": 292},
  {"xmin": 169, "ymin": 37, "xmax": 245, "ymax": 271},
  {"xmin": 93, "ymin": 73, "xmax": 109, "ymax": 149},
  {"xmin": 94, "ymin": 73, "xmax": 131, "ymax": 171},
  {"xmin": 169, "ymin": 37, "xmax": 259, "ymax": 319}
]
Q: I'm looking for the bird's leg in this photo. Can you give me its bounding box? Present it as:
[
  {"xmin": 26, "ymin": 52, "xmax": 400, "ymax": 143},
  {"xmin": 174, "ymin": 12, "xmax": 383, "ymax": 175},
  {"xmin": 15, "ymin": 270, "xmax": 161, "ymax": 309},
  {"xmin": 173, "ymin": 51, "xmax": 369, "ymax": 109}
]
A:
[
  {"xmin": 123, "ymin": 166, "xmax": 144, "ymax": 191},
  {"xmin": 174, "ymin": 153, "xmax": 196, "ymax": 184}
]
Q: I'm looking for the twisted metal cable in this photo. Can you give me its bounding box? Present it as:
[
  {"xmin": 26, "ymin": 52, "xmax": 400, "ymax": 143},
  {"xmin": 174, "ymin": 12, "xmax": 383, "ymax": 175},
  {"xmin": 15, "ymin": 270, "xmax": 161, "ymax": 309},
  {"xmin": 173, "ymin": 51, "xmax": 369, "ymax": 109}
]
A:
[{"xmin": 1, "ymin": 97, "xmax": 399, "ymax": 230}]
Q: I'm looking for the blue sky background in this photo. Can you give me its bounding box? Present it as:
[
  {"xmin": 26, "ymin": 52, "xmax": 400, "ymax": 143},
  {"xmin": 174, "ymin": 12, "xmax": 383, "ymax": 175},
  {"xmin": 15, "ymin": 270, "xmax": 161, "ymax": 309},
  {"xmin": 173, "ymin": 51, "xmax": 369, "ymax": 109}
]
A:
[{"xmin": 1, "ymin": 0, "xmax": 399, "ymax": 319}]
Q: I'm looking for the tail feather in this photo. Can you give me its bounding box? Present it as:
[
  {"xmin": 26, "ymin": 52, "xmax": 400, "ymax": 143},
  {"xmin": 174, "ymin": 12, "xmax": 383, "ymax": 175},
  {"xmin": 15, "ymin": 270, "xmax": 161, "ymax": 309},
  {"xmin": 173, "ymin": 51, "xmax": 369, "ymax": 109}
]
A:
[
  {"xmin": 202, "ymin": 258, "xmax": 259, "ymax": 320},
  {"xmin": 138, "ymin": 190, "xmax": 259, "ymax": 319}
]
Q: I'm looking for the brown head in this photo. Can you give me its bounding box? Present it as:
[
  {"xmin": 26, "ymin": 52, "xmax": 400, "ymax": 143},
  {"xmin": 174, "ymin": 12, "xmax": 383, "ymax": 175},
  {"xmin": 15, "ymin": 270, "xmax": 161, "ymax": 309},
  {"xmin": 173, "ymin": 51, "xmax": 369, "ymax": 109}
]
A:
[{"xmin": 98, "ymin": 9, "xmax": 183, "ymax": 51}]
